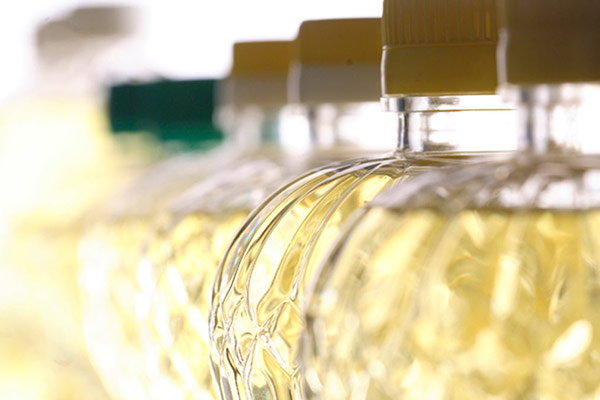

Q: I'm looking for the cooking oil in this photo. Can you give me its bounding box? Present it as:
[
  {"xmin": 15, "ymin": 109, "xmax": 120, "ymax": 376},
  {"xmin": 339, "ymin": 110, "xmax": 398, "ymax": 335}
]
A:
[
  {"xmin": 209, "ymin": 9, "xmax": 516, "ymax": 399},
  {"xmin": 302, "ymin": 1, "xmax": 600, "ymax": 399},
  {"xmin": 78, "ymin": 78, "xmax": 229, "ymax": 399},
  {"xmin": 84, "ymin": 40, "xmax": 305, "ymax": 399},
  {"xmin": 141, "ymin": 24, "xmax": 401, "ymax": 396},
  {"xmin": 305, "ymin": 201, "xmax": 600, "ymax": 399},
  {"xmin": 145, "ymin": 209, "xmax": 250, "ymax": 398},
  {"xmin": 138, "ymin": 153, "xmax": 302, "ymax": 399}
]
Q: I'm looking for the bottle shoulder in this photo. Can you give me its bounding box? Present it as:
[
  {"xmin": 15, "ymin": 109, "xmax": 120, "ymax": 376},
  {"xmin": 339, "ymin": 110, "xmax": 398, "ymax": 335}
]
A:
[
  {"xmin": 375, "ymin": 153, "xmax": 600, "ymax": 214},
  {"xmin": 210, "ymin": 154, "xmax": 410, "ymax": 321},
  {"xmin": 217, "ymin": 155, "xmax": 404, "ymax": 258}
]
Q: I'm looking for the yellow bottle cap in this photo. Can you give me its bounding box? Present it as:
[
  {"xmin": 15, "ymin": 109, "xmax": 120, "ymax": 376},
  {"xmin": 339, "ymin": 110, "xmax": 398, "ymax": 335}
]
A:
[
  {"xmin": 223, "ymin": 41, "xmax": 291, "ymax": 107},
  {"xmin": 230, "ymin": 41, "xmax": 290, "ymax": 78},
  {"xmin": 382, "ymin": 0, "xmax": 498, "ymax": 97},
  {"xmin": 498, "ymin": 0, "xmax": 600, "ymax": 85},
  {"xmin": 289, "ymin": 18, "xmax": 382, "ymax": 104}
]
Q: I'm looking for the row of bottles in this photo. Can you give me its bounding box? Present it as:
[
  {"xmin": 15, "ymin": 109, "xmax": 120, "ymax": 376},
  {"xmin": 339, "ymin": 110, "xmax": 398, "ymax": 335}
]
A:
[
  {"xmin": 77, "ymin": 15, "xmax": 398, "ymax": 400},
  {"xmin": 209, "ymin": 1, "xmax": 519, "ymax": 398},
  {"xmin": 301, "ymin": 1, "xmax": 600, "ymax": 399},
  {"xmin": 3, "ymin": 0, "xmax": 598, "ymax": 399}
]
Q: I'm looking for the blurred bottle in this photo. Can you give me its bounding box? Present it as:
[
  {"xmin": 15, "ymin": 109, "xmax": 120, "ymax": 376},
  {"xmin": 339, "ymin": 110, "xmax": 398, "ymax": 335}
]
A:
[
  {"xmin": 209, "ymin": 11, "xmax": 517, "ymax": 400},
  {"xmin": 124, "ymin": 26, "xmax": 394, "ymax": 398},
  {"xmin": 281, "ymin": 18, "xmax": 397, "ymax": 160},
  {"xmin": 78, "ymin": 78, "xmax": 226, "ymax": 400},
  {"xmin": 126, "ymin": 40, "xmax": 296, "ymax": 400},
  {"xmin": 0, "ymin": 6, "xmax": 157, "ymax": 400},
  {"xmin": 100, "ymin": 79, "xmax": 225, "ymax": 218},
  {"xmin": 302, "ymin": 1, "xmax": 600, "ymax": 399}
]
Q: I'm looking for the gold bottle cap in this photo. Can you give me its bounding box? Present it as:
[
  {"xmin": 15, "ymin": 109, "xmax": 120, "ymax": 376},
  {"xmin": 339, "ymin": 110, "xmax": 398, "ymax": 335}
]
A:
[
  {"xmin": 230, "ymin": 41, "xmax": 290, "ymax": 78},
  {"xmin": 383, "ymin": 0, "xmax": 498, "ymax": 96},
  {"xmin": 223, "ymin": 41, "xmax": 290, "ymax": 107},
  {"xmin": 498, "ymin": 0, "xmax": 600, "ymax": 85},
  {"xmin": 289, "ymin": 18, "xmax": 382, "ymax": 104}
]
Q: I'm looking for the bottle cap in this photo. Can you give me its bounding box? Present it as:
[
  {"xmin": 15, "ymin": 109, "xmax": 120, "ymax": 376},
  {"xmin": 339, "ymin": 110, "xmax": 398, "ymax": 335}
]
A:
[
  {"xmin": 382, "ymin": 0, "xmax": 498, "ymax": 96},
  {"xmin": 289, "ymin": 18, "xmax": 382, "ymax": 104},
  {"xmin": 36, "ymin": 6, "xmax": 140, "ymax": 54},
  {"xmin": 498, "ymin": 0, "xmax": 600, "ymax": 85},
  {"xmin": 109, "ymin": 79, "xmax": 223, "ymax": 147},
  {"xmin": 220, "ymin": 41, "xmax": 290, "ymax": 108}
]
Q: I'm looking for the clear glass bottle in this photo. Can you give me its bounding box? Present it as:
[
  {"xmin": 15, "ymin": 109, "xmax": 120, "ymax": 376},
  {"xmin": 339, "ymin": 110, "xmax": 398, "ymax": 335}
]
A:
[
  {"xmin": 303, "ymin": 1, "xmax": 600, "ymax": 399},
  {"xmin": 209, "ymin": 10, "xmax": 517, "ymax": 400}
]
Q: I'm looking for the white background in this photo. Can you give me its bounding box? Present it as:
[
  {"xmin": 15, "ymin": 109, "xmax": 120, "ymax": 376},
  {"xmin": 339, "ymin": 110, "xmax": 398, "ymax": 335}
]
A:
[{"xmin": 0, "ymin": 0, "xmax": 382, "ymax": 105}]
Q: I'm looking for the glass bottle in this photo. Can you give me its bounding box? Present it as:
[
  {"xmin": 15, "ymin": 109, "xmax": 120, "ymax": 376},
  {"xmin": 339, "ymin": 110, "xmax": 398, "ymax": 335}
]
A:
[
  {"xmin": 209, "ymin": 8, "xmax": 516, "ymax": 400},
  {"xmin": 303, "ymin": 0, "xmax": 600, "ymax": 399}
]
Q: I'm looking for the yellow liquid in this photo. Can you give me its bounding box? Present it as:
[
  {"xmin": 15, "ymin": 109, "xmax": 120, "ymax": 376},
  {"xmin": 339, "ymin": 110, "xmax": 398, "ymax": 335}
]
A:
[
  {"xmin": 81, "ymin": 151, "xmax": 300, "ymax": 398},
  {"xmin": 0, "ymin": 97, "xmax": 154, "ymax": 400},
  {"xmin": 209, "ymin": 156, "xmax": 452, "ymax": 399},
  {"xmin": 141, "ymin": 209, "xmax": 249, "ymax": 399},
  {"xmin": 305, "ymin": 206, "xmax": 600, "ymax": 399},
  {"xmin": 2, "ymin": 223, "xmax": 110, "ymax": 400},
  {"xmin": 79, "ymin": 217, "xmax": 158, "ymax": 398}
]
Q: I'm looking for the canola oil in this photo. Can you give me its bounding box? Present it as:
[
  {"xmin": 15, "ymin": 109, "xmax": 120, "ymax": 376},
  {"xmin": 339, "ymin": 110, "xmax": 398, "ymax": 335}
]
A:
[
  {"xmin": 136, "ymin": 151, "xmax": 307, "ymax": 399},
  {"xmin": 79, "ymin": 215, "xmax": 169, "ymax": 399},
  {"xmin": 209, "ymin": 157, "xmax": 448, "ymax": 398},
  {"xmin": 304, "ymin": 206, "xmax": 600, "ymax": 399},
  {"xmin": 208, "ymin": 5, "xmax": 518, "ymax": 397},
  {"xmin": 143, "ymin": 209, "xmax": 250, "ymax": 399}
]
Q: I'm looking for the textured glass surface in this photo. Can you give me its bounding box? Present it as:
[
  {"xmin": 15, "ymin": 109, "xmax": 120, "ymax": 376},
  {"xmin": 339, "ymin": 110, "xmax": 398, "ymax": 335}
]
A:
[
  {"xmin": 78, "ymin": 150, "xmax": 234, "ymax": 399},
  {"xmin": 208, "ymin": 154, "xmax": 463, "ymax": 399},
  {"xmin": 209, "ymin": 96, "xmax": 515, "ymax": 400},
  {"xmin": 135, "ymin": 156, "xmax": 297, "ymax": 400},
  {"xmin": 132, "ymin": 100, "xmax": 401, "ymax": 398},
  {"xmin": 303, "ymin": 86, "xmax": 600, "ymax": 400}
]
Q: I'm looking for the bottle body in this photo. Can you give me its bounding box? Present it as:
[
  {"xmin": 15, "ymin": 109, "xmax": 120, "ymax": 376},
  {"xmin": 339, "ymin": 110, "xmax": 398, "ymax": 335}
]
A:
[
  {"xmin": 78, "ymin": 139, "xmax": 246, "ymax": 399},
  {"xmin": 136, "ymin": 154, "xmax": 299, "ymax": 399},
  {"xmin": 209, "ymin": 95, "xmax": 516, "ymax": 399},
  {"xmin": 303, "ymin": 85, "xmax": 600, "ymax": 399}
]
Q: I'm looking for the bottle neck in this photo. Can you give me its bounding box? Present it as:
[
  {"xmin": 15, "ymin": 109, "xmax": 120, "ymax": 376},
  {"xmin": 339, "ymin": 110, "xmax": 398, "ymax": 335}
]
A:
[
  {"xmin": 218, "ymin": 105, "xmax": 286, "ymax": 153},
  {"xmin": 278, "ymin": 102, "xmax": 397, "ymax": 156},
  {"xmin": 386, "ymin": 95, "xmax": 517, "ymax": 154},
  {"xmin": 509, "ymin": 84, "xmax": 600, "ymax": 155}
]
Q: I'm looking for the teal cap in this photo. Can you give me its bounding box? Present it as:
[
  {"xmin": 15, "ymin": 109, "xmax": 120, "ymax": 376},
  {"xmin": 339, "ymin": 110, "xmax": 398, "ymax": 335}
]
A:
[{"xmin": 108, "ymin": 79, "xmax": 224, "ymax": 149}]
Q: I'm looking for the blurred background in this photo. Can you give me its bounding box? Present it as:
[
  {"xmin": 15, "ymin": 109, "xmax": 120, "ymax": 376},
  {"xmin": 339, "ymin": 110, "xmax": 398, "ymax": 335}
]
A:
[
  {"xmin": 0, "ymin": 0, "xmax": 382, "ymax": 106},
  {"xmin": 0, "ymin": 2, "xmax": 381, "ymax": 399}
]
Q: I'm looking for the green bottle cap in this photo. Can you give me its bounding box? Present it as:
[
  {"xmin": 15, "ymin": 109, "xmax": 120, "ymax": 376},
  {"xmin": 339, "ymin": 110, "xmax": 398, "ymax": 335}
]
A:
[{"xmin": 108, "ymin": 79, "xmax": 224, "ymax": 149}]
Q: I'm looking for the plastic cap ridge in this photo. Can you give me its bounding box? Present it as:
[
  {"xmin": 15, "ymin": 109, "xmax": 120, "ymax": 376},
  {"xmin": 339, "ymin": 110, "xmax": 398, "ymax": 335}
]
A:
[
  {"xmin": 382, "ymin": 0, "xmax": 498, "ymax": 96},
  {"xmin": 498, "ymin": 0, "xmax": 600, "ymax": 85}
]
